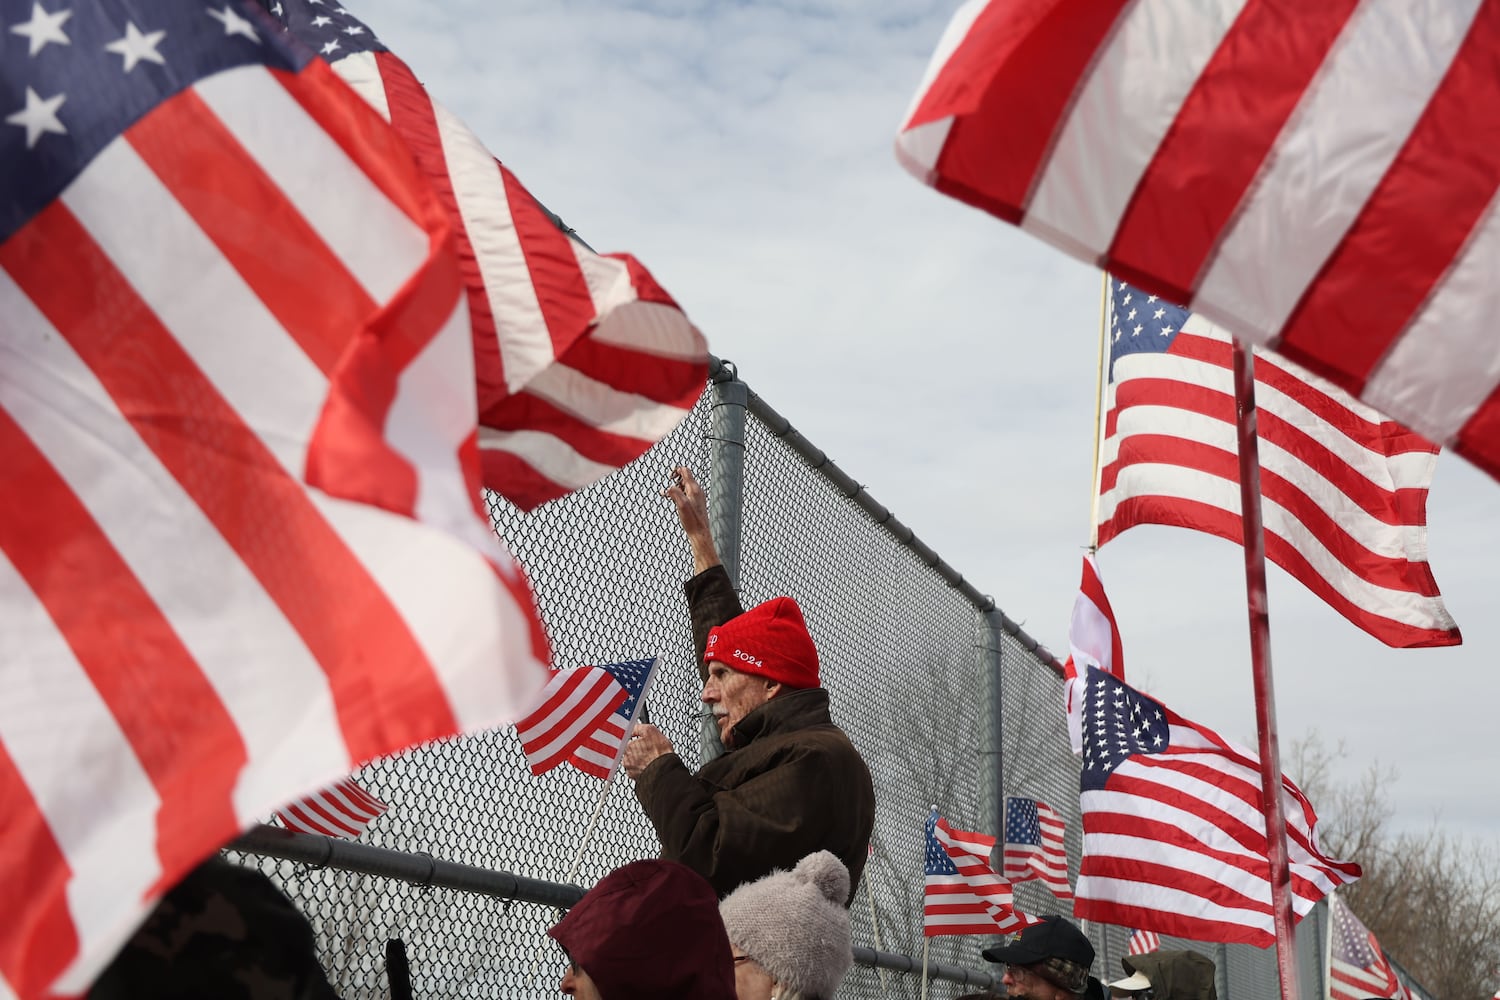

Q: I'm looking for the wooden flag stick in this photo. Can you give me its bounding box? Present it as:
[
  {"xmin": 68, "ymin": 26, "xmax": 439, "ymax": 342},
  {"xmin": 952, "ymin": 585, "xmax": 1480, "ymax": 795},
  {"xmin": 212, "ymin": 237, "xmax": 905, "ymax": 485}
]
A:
[
  {"xmin": 566, "ymin": 773, "xmax": 617, "ymax": 886},
  {"xmin": 1088, "ymin": 269, "xmax": 1112, "ymax": 553},
  {"xmin": 1229, "ymin": 339, "xmax": 1301, "ymax": 1000}
]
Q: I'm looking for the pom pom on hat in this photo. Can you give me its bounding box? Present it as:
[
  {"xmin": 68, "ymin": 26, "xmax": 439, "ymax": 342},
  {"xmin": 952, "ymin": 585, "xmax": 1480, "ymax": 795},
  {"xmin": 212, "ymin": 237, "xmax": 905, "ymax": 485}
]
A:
[
  {"xmin": 719, "ymin": 851, "xmax": 852, "ymax": 1000},
  {"xmin": 704, "ymin": 596, "xmax": 820, "ymax": 689}
]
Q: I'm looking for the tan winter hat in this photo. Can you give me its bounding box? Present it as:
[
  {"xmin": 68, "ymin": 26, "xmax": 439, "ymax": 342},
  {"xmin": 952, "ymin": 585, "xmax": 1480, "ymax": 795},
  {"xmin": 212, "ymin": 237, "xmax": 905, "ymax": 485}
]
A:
[{"xmin": 719, "ymin": 851, "xmax": 853, "ymax": 1000}]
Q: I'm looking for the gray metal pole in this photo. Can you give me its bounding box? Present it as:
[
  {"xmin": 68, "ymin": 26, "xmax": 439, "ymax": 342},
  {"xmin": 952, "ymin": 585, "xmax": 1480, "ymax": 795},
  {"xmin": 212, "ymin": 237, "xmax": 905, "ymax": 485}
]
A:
[
  {"xmin": 977, "ymin": 609, "xmax": 1006, "ymax": 865},
  {"xmin": 699, "ymin": 366, "xmax": 747, "ymax": 764}
]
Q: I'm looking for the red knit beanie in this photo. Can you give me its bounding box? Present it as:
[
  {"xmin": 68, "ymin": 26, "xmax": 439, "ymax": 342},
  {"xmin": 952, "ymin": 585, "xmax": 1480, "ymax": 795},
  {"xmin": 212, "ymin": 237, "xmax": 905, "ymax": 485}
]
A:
[{"xmin": 704, "ymin": 596, "xmax": 820, "ymax": 689}]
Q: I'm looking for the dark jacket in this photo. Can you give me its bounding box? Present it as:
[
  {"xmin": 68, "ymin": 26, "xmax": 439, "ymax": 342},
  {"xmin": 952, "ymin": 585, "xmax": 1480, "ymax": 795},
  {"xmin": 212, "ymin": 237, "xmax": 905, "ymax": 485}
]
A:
[{"xmin": 633, "ymin": 566, "xmax": 876, "ymax": 902}]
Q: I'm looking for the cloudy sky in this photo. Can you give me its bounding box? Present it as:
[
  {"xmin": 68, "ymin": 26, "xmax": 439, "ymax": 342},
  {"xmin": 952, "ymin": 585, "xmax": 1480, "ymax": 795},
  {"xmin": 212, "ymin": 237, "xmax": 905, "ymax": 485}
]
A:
[{"xmin": 350, "ymin": 0, "xmax": 1497, "ymax": 844}]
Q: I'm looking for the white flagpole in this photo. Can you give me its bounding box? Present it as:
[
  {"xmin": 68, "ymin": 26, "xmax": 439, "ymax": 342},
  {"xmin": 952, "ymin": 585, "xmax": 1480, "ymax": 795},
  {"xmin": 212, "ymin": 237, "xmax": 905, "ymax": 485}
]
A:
[
  {"xmin": 920, "ymin": 937, "xmax": 931, "ymax": 1000},
  {"xmin": 863, "ymin": 847, "xmax": 891, "ymax": 998},
  {"xmin": 566, "ymin": 773, "xmax": 616, "ymax": 886}
]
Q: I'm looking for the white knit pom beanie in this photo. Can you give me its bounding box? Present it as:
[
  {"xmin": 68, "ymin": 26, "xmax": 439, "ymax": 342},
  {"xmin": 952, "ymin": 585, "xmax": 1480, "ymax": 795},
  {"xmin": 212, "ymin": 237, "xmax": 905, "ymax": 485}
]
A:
[{"xmin": 719, "ymin": 851, "xmax": 853, "ymax": 1000}]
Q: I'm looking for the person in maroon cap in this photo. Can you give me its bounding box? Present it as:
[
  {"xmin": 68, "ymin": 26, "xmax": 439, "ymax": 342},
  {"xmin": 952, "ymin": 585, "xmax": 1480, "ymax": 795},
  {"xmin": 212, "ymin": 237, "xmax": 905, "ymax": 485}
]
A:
[
  {"xmin": 547, "ymin": 859, "xmax": 737, "ymax": 1000},
  {"xmin": 621, "ymin": 466, "xmax": 875, "ymax": 903}
]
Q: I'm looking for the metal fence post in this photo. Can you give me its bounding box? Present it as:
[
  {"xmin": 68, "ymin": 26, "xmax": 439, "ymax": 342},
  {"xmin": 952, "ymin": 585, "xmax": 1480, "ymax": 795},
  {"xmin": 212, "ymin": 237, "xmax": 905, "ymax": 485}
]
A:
[
  {"xmin": 701, "ymin": 362, "xmax": 747, "ymax": 764},
  {"xmin": 977, "ymin": 608, "xmax": 1006, "ymax": 867}
]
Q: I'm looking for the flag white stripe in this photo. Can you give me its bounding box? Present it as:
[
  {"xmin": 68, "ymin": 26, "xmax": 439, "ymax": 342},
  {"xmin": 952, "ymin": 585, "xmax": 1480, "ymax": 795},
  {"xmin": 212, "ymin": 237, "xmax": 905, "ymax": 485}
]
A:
[
  {"xmin": 0, "ymin": 268, "xmax": 349, "ymax": 821},
  {"xmin": 62, "ymin": 139, "xmax": 328, "ymax": 478},
  {"xmin": 430, "ymin": 99, "xmax": 557, "ymax": 394},
  {"xmin": 1197, "ymin": 0, "xmax": 1486, "ymax": 337},
  {"xmin": 478, "ymin": 426, "xmax": 617, "ymax": 490},
  {"xmin": 0, "ymin": 550, "xmax": 162, "ymax": 994},
  {"xmin": 1365, "ymin": 191, "xmax": 1500, "ymax": 443},
  {"xmin": 1023, "ymin": 0, "xmax": 1247, "ymax": 257},
  {"xmin": 582, "ymin": 297, "xmax": 709, "ymax": 360},
  {"xmin": 196, "ymin": 67, "xmax": 427, "ymax": 303},
  {"xmin": 327, "ymin": 50, "xmax": 391, "ymax": 121},
  {"xmin": 522, "ymin": 673, "xmax": 621, "ymax": 765},
  {"xmin": 1074, "ymin": 874, "xmax": 1274, "ymax": 937},
  {"xmin": 1099, "ymin": 462, "xmax": 1450, "ymax": 628},
  {"xmin": 525, "ymin": 362, "xmax": 697, "ymax": 440}
]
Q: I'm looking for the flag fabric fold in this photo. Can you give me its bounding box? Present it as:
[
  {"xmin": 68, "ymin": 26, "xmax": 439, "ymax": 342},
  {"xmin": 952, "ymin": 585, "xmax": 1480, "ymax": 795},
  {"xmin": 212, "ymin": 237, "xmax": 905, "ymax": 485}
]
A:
[
  {"xmin": 0, "ymin": 2, "xmax": 551, "ymax": 997},
  {"xmin": 1063, "ymin": 552, "xmax": 1124, "ymax": 753},
  {"xmin": 1127, "ymin": 928, "xmax": 1161, "ymax": 955},
  {"xmin": 897, "ymin": 0, "xmax": 1500, "ymax": 487},
  {"xmin": 1074, "ymin": 665, "xmax": 1361, "ymax": 947},
  {"xmin": 261, "ymin": 0, "xmax": 709, "ymax": 511},
  {"xmin": 1327, "ymin": 894, "xmax": 1411, "ymax": 1000},
  {"xmin": 276, "ymin": 778, "xmax": 389, "ymax": 840},
  {"xmin": 1001, "ymin": 795, "xmax": 1073, "ymax": 901},
  {"xmin": 1097, "ymin": 278, "xmax": 1459, "ymax": 649},
  {"xmin": 515, "ymin": 657, "xmax": 659, "ymax": 780},
  {"xmin": 924, "ymin": 808, "xmax": 1039, "ymax": 937}
]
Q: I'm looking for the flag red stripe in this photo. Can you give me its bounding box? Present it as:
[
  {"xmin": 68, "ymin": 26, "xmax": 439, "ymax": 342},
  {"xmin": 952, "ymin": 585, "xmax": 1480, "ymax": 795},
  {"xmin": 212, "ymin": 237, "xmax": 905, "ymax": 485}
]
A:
[
  {"xmin": 1079, "ymin": 559, "xmax": 1124, "ymax": 677},
  {"xmin": 0, "ymin": 403, "xmax": 244, "ymax": 881},
  {"xmin": 0, "ymin": 742, "xmax": 79, "ymax": 999},
  {"xmin": 1101, "ymin": 430, "xmax": 1438, "ymax": 593},
  {"xmin": 480, "ymin": 391, "xmax": 676, "ymax": 467},
  {"xmin": 913, "ymin": 0, "xmax": 1127, "ymax": 223},
  {"xmin": 269, "ymin": 63, "xmax": 433, "ymax": 235},
  {"xmin": 504, "ymin": 164, "xmax": 596, "ymax": 359},
  {"xmin": 1276, "ymin": 2, "xmax": 1500, "ymax": 392},
  {"xmin": 559, "ymin": 337, "xmax": 713, "ymax": 408},
  {"xmin": 6, "ymin": 203, "xmax": 459, "ymax": 765},
  {"xmin": 1100, "ymin": 494, "xmax": 1460, "ymax": 647},
  {"xmin": 128, "ymin": 91, "xmax": 364, "ymax": 376},
  {"xmin": 371, "ymin": 50, "xmax": 505, "ymax": 392},
  {"xmin": 1136, "ymin": 333, "xmax": 1439, "ymax": 452},
  {"xmin": 1076, "ymin": 898, "xmax": 1270, "ymax": 948},
  {"xmin": 519, "ymin": 671, "xmax": 619, "ymax": 752},
  {"xmin": 1108, "ymin": 1, "xmax": 1360, "ymax": 298}
]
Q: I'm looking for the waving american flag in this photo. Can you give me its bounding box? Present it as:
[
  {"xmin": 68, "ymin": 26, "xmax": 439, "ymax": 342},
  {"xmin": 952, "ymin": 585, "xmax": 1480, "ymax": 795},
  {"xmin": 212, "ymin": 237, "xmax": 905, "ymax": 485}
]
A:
[
  {"xmin": 258, "ymin": 0, "xmax": 709, "ymax": 511},
  {"xmin": 1002, "ymin": 795, "xmax": 1073, "ymax": 901},
  {"xmin": 516, "ymin": 657, "xmax": 659, "ymax": 780},
  {"xmin": 1327, "ymin": 894, "xmax": 1411, "ymax": 1000},
  {"xmin": 1074, "ymin": 666, "xmax": 1360, "ymax": 947},
  {"xmin": 0, "ymin": 1, "xmax": 549, "ymax": 996},
  {"xmin": 924, "ymin": 808, "xmax": 1037, "ymax": 938}
]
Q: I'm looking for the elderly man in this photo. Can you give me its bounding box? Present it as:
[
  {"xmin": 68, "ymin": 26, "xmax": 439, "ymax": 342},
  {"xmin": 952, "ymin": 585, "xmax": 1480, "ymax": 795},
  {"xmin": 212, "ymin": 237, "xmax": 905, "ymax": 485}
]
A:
[
  {"xmin": 983, "ymin": 915, "xmax": 1105, "ymax": 1000},
  {"xmin": 621, "ymin": 466, "xmax": 876, "ymax": 902},
  {"xmin": 548, "ymin": 859, "xmax": 737, "ymax": 999}
]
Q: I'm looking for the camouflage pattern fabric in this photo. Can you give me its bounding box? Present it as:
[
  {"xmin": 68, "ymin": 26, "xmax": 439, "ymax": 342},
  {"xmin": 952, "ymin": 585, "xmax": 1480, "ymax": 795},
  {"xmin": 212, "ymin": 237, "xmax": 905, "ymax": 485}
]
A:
[{"xmin": 89, "ymin": 857, "xmax": 340, "ymax": 1000}]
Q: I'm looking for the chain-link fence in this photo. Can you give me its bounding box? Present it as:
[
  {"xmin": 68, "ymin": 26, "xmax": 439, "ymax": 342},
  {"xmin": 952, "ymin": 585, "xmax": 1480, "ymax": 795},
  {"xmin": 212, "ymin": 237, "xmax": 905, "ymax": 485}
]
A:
[{"xmin": 229, "ymin": 363, "xmax": 1405, "ymax": 1000}]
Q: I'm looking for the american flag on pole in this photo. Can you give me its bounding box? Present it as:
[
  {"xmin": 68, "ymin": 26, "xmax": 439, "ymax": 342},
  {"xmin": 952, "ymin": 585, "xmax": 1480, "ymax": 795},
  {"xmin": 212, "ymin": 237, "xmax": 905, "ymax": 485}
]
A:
[
  {"xmin": 276, "ymin": 777, "xmax": 388, "ymax": 840},
  {"xmin": 1098, "ymin": 279, "xmax": 1459, "ymax": 649},
  {"xmin": 1063, "ymin": 553, "xmax": 1123, "ymax": 753},
  {"xmin": 1001, "ymin": 796, "xmax": 1073, "ymax": 901},
  {"xmin": 1074, "ymin": 665, "xmax": 1361, "ymax": 947},
  {"xmin": 1327, "ymin": 894, "xmax": 1411, "ymax": 1000},
  {"xmin": 0, "ymin": 2, "xmax": 550, "ymax": 997},
  {"xmin": 260, "ymin": 0, "xmax": 710, "ymax": 511},
  {"xmin": 1127, "ymin": 928, "xmax": 1161, "ymax": 955},
  {"xmin": 924, "ymin": 808, "xmax": 1038, "ymax": 938},
  {"xmin": 516, "ymin": 656, "xmax": 659, "ymax": 780},
  {"xmin": 897, "ymin": 1, "xmax": 1500, "ymax": 488}
]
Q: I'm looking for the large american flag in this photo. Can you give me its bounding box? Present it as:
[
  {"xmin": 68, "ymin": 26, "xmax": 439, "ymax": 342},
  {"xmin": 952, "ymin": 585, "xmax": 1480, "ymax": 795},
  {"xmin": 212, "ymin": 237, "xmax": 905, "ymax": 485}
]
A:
[
  {"xmin": 0, "ymin": 2, "xmax": 551, "ymax": 996},
  {"xmin": 1127, "ymin": 928, "xmax": 1161, "ymax": 955},
  {"xmin": 516, "ymin": 656, "xmax": 658, "ymax": 780},
  {"xmin": 1063, "ymin": 553, "xmax": 1123, "ymax": 753},
  {"xmin": 1001, "ymin": 795, "xmax": 1073, "ymax": 901},
  {"xmin": 1074, "ymin": 665, "xmax": 1361, "ymax": 947},
  {"xmin": 924, "ymin": 808, "xmax": 1037, "ymax": 938},
  {"xmin": 1327, "ymin": 894, "xmax": 1411, "ymax": 1000},
  {"xmin": 897, "ymin": 1, "xmax": 1500, "ymax": 489},
  {"xmin": 276, "ymin": 777, "xmax": 388, "ymax": 839},
  {"xmin": 1098, "ymin": 278, "xmax": 1459, "ymax": 649},
  {"xmin": 260, "ymin": 0, "xmax": 709, "ymax": 511}
]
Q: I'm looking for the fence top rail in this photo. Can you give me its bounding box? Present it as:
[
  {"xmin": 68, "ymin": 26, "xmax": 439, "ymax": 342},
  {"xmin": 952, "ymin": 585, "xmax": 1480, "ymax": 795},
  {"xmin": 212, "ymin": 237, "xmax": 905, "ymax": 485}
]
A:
[{"xmin": 710, "ymin": 355, "xmax": 1065, "ymax": 677}]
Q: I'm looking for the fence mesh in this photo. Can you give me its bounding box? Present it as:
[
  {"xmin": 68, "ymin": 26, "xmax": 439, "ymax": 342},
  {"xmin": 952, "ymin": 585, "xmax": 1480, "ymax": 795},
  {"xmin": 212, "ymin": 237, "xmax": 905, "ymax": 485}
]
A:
[{"xmin": 228, "ymin": 372, "xmax": 1346, "ymax": 1000}]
